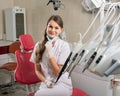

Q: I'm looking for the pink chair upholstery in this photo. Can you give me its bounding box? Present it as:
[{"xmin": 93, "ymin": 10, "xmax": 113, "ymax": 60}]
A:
[
  {"xmin": 72, "ymin": 88, "xmax": 89, "ymax": 96},
  {"xmin": 14, "ymin": 34, "xmax": 41, "ymax": 89}
]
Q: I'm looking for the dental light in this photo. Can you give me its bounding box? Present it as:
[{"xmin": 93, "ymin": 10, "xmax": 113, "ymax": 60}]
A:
[
  {"xmin": 47, "ymin": 0, "xmax": 62, "ymax": 11},
  {"xmin": 82, "ymin": 0, "xmax": 105, "ymax": 12}
]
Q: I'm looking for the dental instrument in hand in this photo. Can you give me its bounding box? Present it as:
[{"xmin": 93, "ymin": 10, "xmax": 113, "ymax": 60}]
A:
[{"xmin": 55, "ymin": 52, "xmax": 72, "ymax": 83}]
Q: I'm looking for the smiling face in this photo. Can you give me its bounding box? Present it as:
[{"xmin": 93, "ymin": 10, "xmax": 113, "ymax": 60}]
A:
[{"xmin": 46, "ymin": 20, "xmax": 63, "ymax": 39}]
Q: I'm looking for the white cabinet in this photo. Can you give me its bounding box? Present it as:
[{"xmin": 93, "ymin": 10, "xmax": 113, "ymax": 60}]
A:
[
  {"xmin": 0, "ymin": 53, "xmax": 16, "ymax": 66},
  {"xmin": 4, "ymin": 7, "xmax": 26, "ymax": 41}
]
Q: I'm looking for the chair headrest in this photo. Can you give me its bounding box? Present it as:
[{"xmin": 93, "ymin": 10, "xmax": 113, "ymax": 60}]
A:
[
  {"xmin": 19, "ymin": 34, "xmax": 35, "ymax": 51},
  {"xmin": 9, "ymin": 41, "xmax": 21, "ymax": 53}
]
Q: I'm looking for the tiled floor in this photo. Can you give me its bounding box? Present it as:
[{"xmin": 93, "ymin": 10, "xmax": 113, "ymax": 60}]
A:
[
  {"xmin": 0, "ymin": 82, "xmax": 27, "ymax": 96},
  {"xmin": 0, "ymin": 82, "xmax": 40, "ymax": 96}
]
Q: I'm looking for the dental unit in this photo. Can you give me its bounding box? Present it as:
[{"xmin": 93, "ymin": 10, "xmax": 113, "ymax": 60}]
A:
[
  {"xmin": 68, "ymin": 2, "xmax": 119, "ymax": 74},
  {"xmin": 89, "ymin": 24, "xmax": 120, "ymax": 73},
  {"xmin": 55, "ymin": 4, "xmax": 120, "ymax": 96},
  {"xmin": 90, "ymin": 16, "xmax": 120, "ymax": 76}
]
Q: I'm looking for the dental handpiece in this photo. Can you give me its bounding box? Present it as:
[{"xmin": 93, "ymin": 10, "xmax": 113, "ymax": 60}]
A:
[
  {"xmin": 104, "ymin": 59, "xmax": 120, "ymax": 76},
  {"xmin": 55, "ymin": 52, "xmax": 72, "ymax": 83},
  {"xmin": 82, "ymin": 52, "xmax": 97, "ymax": 73},
  {"xmin": 95, "ymin": 55, "xmax": 103, "ymax": 65},
  {"xmin": 68, "ymin": 50, "xmax": 85, "ymax": 77},
  {"xmin": 66, "ymin": 53, "xmax": 78, "ymax": 73}
]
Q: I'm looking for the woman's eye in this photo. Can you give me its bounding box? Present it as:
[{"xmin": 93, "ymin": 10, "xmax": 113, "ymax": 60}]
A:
[
  {"xmin": 48, "ymin": 25, "xmax": 53, "ymax": 28},
  {"xmin": 55, "ymin": 27, "xmax": 59, "ymax": 29},
  {"xmin": 48, "ymin": 25, "xmax": 59, "ymax": 30}
]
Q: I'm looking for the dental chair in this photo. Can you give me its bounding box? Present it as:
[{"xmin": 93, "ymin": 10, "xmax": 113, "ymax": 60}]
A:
[{"xmin": 14, "ymin": 34, "xmax": 41, "ymax": 94}]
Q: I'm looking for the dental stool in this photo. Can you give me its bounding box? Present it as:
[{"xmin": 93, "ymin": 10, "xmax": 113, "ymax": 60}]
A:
[{"xmin": 14, "ymin": 34, "xmax": 41, "ymax": 94}]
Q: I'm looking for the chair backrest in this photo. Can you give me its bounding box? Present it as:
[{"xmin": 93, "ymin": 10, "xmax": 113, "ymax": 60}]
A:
[
  {"xmin": 14, "ymin": 34, "xmax": 41, "ymax": 84},
  {"xmin": 9, "ymin": 41, "xmax": 21, "ymax": 54}
]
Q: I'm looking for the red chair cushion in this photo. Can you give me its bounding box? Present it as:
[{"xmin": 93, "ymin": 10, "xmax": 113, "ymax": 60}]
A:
[{"xmin": 72, "ymin": 88, "xmax": 89, "ymax": 96}]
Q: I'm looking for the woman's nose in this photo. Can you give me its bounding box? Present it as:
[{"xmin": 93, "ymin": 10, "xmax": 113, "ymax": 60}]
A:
[{"xmin": 51, "ymin": 28, "xmax": 55, "ymax": 32}]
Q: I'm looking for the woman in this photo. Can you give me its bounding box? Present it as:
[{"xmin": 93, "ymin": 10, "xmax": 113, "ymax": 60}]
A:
[{"xmin": 30, "ymin": 15, "xmax": 73, "ymax": 96}]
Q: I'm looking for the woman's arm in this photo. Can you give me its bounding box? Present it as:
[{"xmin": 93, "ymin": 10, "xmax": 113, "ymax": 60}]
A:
[
  {"xmin": 49, "ymin": 57, "xmax": 62, "ymax": 76},
  {"xmin": 35, "ymin": 63, "xmax": 54, "ymax": 88},
  {"xmin": 35, "ymin": 64, "xmax": 46, "ymax": 82}
]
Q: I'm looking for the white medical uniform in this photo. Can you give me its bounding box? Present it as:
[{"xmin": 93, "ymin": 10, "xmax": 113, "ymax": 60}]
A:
[{"xmin": 30, "ymin": 38, "xmax": 73, "ymax": 96}]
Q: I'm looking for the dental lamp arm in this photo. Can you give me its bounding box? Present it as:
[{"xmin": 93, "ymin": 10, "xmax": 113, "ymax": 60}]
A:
[{"xmin": 47, "ymin": 0, "xmax": 53, "ymax": 5}]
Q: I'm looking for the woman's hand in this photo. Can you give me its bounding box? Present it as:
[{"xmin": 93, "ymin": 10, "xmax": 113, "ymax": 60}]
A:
[
  {"xmin": 44, "ymin": 79, "xmax": 54, "ymax": 88},
  {"xmin": 45, "ymin": 41, "xmax": 54, "ymax": 58}
]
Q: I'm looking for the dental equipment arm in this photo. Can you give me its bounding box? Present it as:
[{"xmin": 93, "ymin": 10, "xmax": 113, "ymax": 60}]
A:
[
  {"xmin": 90, "ymin": 15, "xmax": 120, "ymax": 74},
  {"xmin": 77, "ymin": 4, "xmax": 116, "ymax": 73},
  {"xmin": 55, "ymin": 52, "xmax": 72, "ymax": 83},
  {"xmin": 66, "ymin": 4, "xmax": 115, "ymax": 75},
  {"xmin": 92, "ymin": 27, "xmax": 119, "ymax": 70},
  {"xmin": 81, "ymin": 29, "xmax": 109, "ymax": 73}
]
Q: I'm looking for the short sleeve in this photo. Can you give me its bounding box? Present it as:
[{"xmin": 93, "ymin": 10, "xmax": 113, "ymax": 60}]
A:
[
  {"xmin": 57, "ymin": 42, "xmax": 71, "ymax": 65},
  {"xmin": 30, "ymin": 42, "xmax": 39, "ymax": 63}
]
